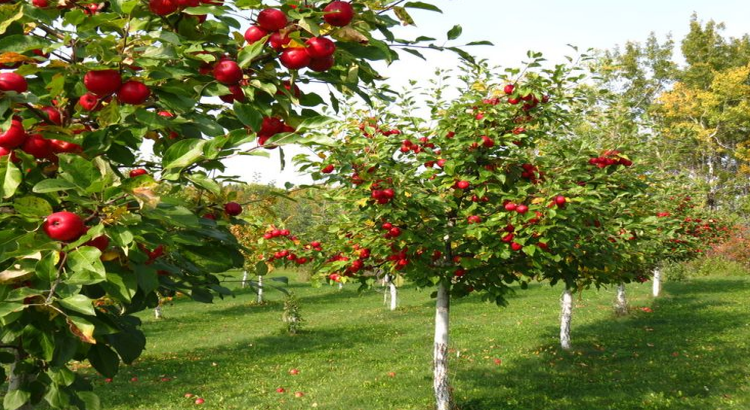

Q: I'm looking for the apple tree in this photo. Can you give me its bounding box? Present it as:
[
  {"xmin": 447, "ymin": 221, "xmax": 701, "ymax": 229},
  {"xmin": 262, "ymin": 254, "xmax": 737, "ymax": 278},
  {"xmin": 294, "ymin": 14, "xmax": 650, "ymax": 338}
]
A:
[{"xmin": 0, "ymin": 0, "xmax": 453, "ymax": 408}]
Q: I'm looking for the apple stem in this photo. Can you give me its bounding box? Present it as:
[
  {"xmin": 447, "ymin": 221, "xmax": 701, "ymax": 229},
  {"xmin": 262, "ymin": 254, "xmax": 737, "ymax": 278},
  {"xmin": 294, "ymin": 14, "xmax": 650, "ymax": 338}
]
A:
[{"xmin": 560, "ymin": 287, "xmax": 573, "ymax": 350}]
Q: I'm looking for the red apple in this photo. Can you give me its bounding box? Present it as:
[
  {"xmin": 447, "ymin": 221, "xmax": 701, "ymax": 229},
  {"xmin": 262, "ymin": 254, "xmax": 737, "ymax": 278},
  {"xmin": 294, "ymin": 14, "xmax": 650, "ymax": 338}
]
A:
[
  {"xmin": 41, "ymin": 106, "xmax": 62, "ymax": 125},
  {"xmin": 305, "ymin": 37, "xmax": 336, "ymax": 58},
  {"xmin": 149, "ymin": 0, "xmax": 178, "ymax": 15},
  {"xmin": 43, "ymin": 211, "xmax": 85, "ymax": 241},
  {"xmin": 289, "ymin": 368, "xmax": 299, "ymax": 375},
  {"xmin": 510, "ymin": 242, "xmax": 523, "ymax": 251},
  {"xmin": 50, "ymin": 139, "xmax": 82, "ymax": 154},
  {"xmin": 32, "ymin": 0, "xmax": 49, "ymax": 7},
  {"xmin": 117, "ymin": 80, "xmax": 150, "ymax": 105},
  {"xmin": 0, "ymin": 72, "xmax": 28, "ymax": 93},
  {"xmin": 21, "ymin": 134, "xmax": 52, "ymax": 159},
  {"xmin": 0, "ymin": 119, "xmax": 27, "ymax": 149},
  {"xmin": 0, "ymin": 147, "xmax": 19, "ymax": 162},
  {"xmin": 554, "ymin": 195, "xmax": 566, "ymax": 207},
  {"xmin": 321, "ymin": 164, "xmax": 334, "ymax": 173},
  {"xmin": 244, "ymin": 25, "xmax": 268, "ymax": 44},
  {"xmin": 504, "ymin": 84, "xmax": 514, "ymax": 94},
  {"xmin": 79, "ymin": 93, "xmax": 99, "ymax": 111},
  {"xmin": 194, "ymin": 397, "xmax": 205, "ymax": 405},
  {"xmin": 308, "ymin": 56, "xmax": 334, "ymax": 72},
  {"xmin": 257, "ymin": 8, "xmax": 287, "ymax": 31},
  {"xmin": 104, "ymin": 378, "xmax": 113, "ymax": 383},
  {"xmin": 280, "ymin": 48, "xmax": 311, "ymax": 70},
  {"xmin": 219, "ymin": 84, "xmax": 246, "ymax": 103},
  {"xmin": 276, "ymin": 387, "xmax": 285, "ymax": 393},
  {"xmin": 224, "ymin": 202, "xmax": 242, "ymax": 216},
  {"xmin": 456, "ymin": 180, "xmax": 470, "ymax": 189},
  {"xmin": 184, "ymin": 393, "xmax": 194, "ymax": 398},
  {"xmin": 515, "ymin": 204, "xmax": 529, "ymax": 214},
  {"xmin": 84, "ymin": 70, "xmax": 122, "ymax": 96},
  {"xmin": 323, "ymin": 1, "xmax": 354, "ymax": 26},
  {"xmin": 480, "ymin": 135, "xmax": 494, "ymax": 148},
  {"xmin": 213, "ymin": 60, "xmax": 243, "ymax": 85},
  {"xmin": 294, "ymin": 391, "xmax": 304, "ymax": 398},
  {"xmin": 85, "ymin": 233, "xmax": 110, "ymax": 252},
  {"xmin": 268, "ymin": 31, "xmax": 292, "ymax": 51},
  {"xmin": 129, "ymin": 168, "xmax": 148, "ymax": 177}
]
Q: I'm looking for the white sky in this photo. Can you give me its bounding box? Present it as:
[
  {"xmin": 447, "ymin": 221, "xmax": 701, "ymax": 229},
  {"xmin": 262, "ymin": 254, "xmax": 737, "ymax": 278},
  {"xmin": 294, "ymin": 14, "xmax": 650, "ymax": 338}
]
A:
[{"xmin": 221, "ymin": 0, "xmax": 750, "ymax": 186}]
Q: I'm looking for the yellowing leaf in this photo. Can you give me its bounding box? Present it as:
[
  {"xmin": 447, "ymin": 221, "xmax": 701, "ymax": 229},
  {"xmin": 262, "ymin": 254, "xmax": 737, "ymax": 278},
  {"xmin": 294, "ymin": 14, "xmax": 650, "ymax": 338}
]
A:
[{"xmin": 531, "ymin": 197, "xmax": 544, "ymax": 205}]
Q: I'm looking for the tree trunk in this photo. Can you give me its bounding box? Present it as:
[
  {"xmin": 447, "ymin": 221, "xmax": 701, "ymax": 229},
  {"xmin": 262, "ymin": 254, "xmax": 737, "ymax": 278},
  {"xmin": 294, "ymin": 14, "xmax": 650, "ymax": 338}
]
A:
[
  {"xmin": 389, "ymin": 280, "xmax": 398, "ymax": 311},
  {"xmin": 615, "ymin": 282, "xmax": 628, "ymax": 315},
  {"xmin": 257, "ymin": 275, "xmax": 263, "ymax": 303},
  {"xmin": 383, "ymin": 273, "xmax": 390, "ymax": 306},
  {"xmin": 652, "ymin": 268, "xmax": 662, "ymax": 297},
  {"xmin": 433, "ymin": 282, "xmax": 453, "ymax": 410},
  {"xmin": 241, "ymin": 270, "xmax": 249, "ymax": 288},
  {"xmin": 8, "ymin": 349, "xmax": 35, "ymax": 410},
  {"xmin": 338, "ymin": 282, "xmax": 343, "ymax": 290},
  {"xmin": 154, "ymin": 305, "xmax": 163, "ymax": 319},
  {"xmin": 560, "ymin": 287, "xmax": 573, "ymax": 350}
]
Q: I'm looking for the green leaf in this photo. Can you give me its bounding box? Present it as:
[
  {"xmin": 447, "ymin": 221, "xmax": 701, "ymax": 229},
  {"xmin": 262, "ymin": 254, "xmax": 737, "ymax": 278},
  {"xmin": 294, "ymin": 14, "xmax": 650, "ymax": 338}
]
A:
[
  {"xmin": 466, "ymin": 40, "xmax": 493, "ymax": 46},
  {"xmin": 13, "ymin": 196, "xmax": 53, "ymax": 218},
  {"xmin": 255, "ymin": 260, "xmax": 268, "ymax": 276},
  {"xmin": 76, "ymin": 391, "xmax": 101, "ymax": 410},
  {"xmin": 59, "ymin": 294, "xmax": 96, "ymax": 316},
  {"xmin": 66, "ymin": 247, "xmax": 105, "ymax": 284},
  {"xmin": 108, "ymin": 226, "xmax": 133, "ymax": 247},
  {"xmin": 47, "ymin": 367, "xmax": 76, "ymax": 387},
  {"xmin": 44, "ymin": 382, "xmax": 71, "ymax": 408},
  {"xmin": 107, "ymin": 327, "xmax": 145, "ymax": 364},
  {"xmin": 87, "ymin": 344, "xmax": 119, "ymax": 378},
  {"xmin": 186, "ymin": 173, "xmax": 221, "ymax": 195},
  {"xmin": 0, "ymin": 34, "xmax": 48, "ymax": 54},
  {"xmin": 162, "ymin": 139, "xmax": 207, "ymax": 175},
  {"xmin": 296, "ymin": 115, "xmax": 336, "ymax": 132},
  {"xmin": 181, "ymin": 243, "xmax": 243, "ymax": 273},
  {"xmin": 101, "ymin": 272, "xmax": 137, "ymax": 303},
  {"xmin": 35, "ymin": 251, "xmax": 57, "ymax": 283},
  {"xmin": 298, "ymin": 17, "xmax": 320, "ymax": 36},
  {"xmin": 32, "ymin": 178, "xmax": 78, "ymax": 193},
  {"xmin": 0, "ymin": 301, "xmax": 25, "ymax": 318},
  {"xmin": 233, "ymin": 102, "xmax": 263, "ymax": 131},
  {"xmin": 447, "ymin": 24, "xmax": 462, "ymax": 40},
  {"xmin": 404, "ymin": 1, "xmax": 442, "ymax": 12},
  {"xmin": 393, "ymin": 7, "xmax": 415, "ymax": 26},
  {"xmin": 237, "ymin": 39, "xmax": 267, "ymax": 68},
  {"xmin": 58, "ymin": 154, "xmax": 99, "ymax": 192},
  {"xmin": 4, "ymin": 388, "xmax": 30, "ymax": 410},
  {"xmin": 0, "ymin": 3, "xmax": 24, "ymax": 36},
  {"xmin": 0, "ymin": 156, "xmax": 21, "ymax": 198}
]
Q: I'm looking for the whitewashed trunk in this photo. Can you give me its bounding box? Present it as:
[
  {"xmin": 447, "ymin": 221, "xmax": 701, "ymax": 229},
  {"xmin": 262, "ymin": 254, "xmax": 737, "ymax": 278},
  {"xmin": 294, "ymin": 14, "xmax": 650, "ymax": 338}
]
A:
[
  {"xmin": 154, "ymin": 305, "xmax": 163, "ymax": 319},
  {"xmin": 8, "ymin": 350, "xmax": 34, "ymax": 410},
  {"xmin": 241, "ymin": 270, "xmax": 249, "ymax": 288},
  {"xmin": 383, "ymin": 273, "xmax": 390, "ymax": 306},
  {"xmin": 389, "ymin": 281, "xmax": 398, "ymax": 311},
  {"xmin": 652, "ymin": 268, "xmax": 661, "ymax": 297},
  {"xmin": 257, "ymin": 275, "xmax": 264, "ymax": 303},
  {"xmin": 338, "ymin": 282, "xmax": 343, "ymax": 290},
  {"xmin": 615, "ymin": 282, "xmax": 628, "ymax": 315},
  {"xmin": 560, "ymin": 288, "xmax": 573, "ymax": 351},
  {"xmin": 433, "ymin": 282, "xmax": 453, "ymax": 410}
]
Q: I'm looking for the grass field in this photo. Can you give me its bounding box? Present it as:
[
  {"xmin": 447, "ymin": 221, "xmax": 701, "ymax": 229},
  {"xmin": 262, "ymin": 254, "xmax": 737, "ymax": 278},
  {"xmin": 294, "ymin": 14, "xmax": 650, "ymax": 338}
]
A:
[{"xmin": 90, "ymin": 271, "xmax": 750, "ymax": 410}]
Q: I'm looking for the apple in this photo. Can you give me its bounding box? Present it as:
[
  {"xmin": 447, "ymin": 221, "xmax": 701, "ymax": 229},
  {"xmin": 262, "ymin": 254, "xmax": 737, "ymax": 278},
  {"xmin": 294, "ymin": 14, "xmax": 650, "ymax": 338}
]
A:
[
  {"xmin": 323, "ymin": 1, "xmax": 354, "ymax": 26},
  {"xmin": 388, "ymin": 227, "xmax": 401, "ymax": 237},
  {"xmin": 202, "ymin": 213, "xmax": 216, "ymax": 220},
  {"xmin": 129, "ymin": 168, "xmax": 148, "ymax": 177},
  {"xmin": 244, "ymin": 25, "xmax": 268, "ymax": 44},
  {"xmin": 32, "ymin": 0, "xmax": 49, "ymax": 7},
  {"xmin": 224, "ymin": 202, "xmax": 242, "ymax": 216},
  {"xmin": 456, "ymin": 180, "xmax": 470, "ymax": 189},
  {"xmin": 381, "ymin": 222, "xmax": 392, "ymax": 230},
  {"xmin": 276, "ymin": 387, "xmax": 285, "ymax": 393},
  {"xmin": 508, "ymin": 97, "xmax": 520, "ymax": 105},
  {"xmin": 515, "ymin": 204, "xmax": 529, "ymax": 214},
  {"xmin": 149, "ymin": 0, "xmax": 178, "ymax": 15},
  {"xmin": 321, "ymin": 164, "xmax": 334, "ymax": 173},
  {"xmin": 118, "ymin": 80, "xmax": 150, "ymax": 105},
  {"xmin": 84, "ymin": 70, "xmax": 122, "ymax": 96},
  {"xmin": 43, "ymin": 211, "xmax": 85, "ymax": 241},
  {"xmin": 79, "ymin": 93, "xmax": 99, "ymax": 111},
  {"xmin": 305, "ymin": 37, "xmax": 336, "ymax": 58},
  {"xmin": 308, "ymin": 56, "xmax": 334, "ymax": 72},
  {"xmin": 21, "ymin": 134, "xmax": 52, "ymax": 159},
  {"xmin": 257, "ymin": 8, "xmax": 287, "ymax": 31},
  {"xmin": 268, "ymin": 31, "xmax": 292, "ymax": 51},
  {"xmin": 554, "ymin": 195, "xmax": 566, "ymax": 207},
  {"xmin": 0, "ymin": 119, "xmax": 27, "ymax": 149},
  {"xmin": 480, "ymin": 135, "xmax": 494, "ymax": 148},
  {"xmin": 41, "ymin": 106, "xmax": 62, "ymax": 125},
  {"xmin": 504, "ymin": 84, "xmax": 514, "ymax": 94},
  {"xmin": 50, "ymin": 139, "xmax": 81, "ymax": 154},
  {"xmin": 0, "ymin": 72, "xmax": 28, "ymax": 93},
  {"xmin": 294, "ymin": 391, "xmax": 304, "ymax": 398},
  {"xmin": 387, "ymin": 372, "xmax": 396, "ymax": 377},
  {"xmin": 130, "ymin": 377, "xmax": 138, "ymax": 382},
  {"xmin": 184, "ymin": 393, "xmax": 194, "ymax": 398},
  {"xmin": 0, "ymin": 147, "xmax": 19, "ymax": 162},
  {"xmin": 213, "ymin": 60, "xmax": 243, "ymax": 85},
  {"xmin": 289, "ymin": 368, "xmax": 299, "ymax": 375},
  {"xmin": 467, "ymin": 215, "xmax": 481, "ymax": 224},
  {"xmin": 219, "ymin": 84, "xmax": 246, "ymax": 103},
  {"xmin": 194, "ymin": 398, "xmax": 205, "ymax": 405},
  {"xmin": 436, "ymin": 159, "xmax": 446, "ymax": 168},
  {"xmin": 104, "ymin": 378, "xmax": 113, "ymax": 383},
  {"xmin": 510, "ymin": 242, "xmax": 523, "ymax": 251},
  {"xmin": 85, "ymin": 234, "xmax": 110, "ymax": 252},
  {"xmin": 280, "ymin": 48, "xmax": 311, "ymax": 70}
]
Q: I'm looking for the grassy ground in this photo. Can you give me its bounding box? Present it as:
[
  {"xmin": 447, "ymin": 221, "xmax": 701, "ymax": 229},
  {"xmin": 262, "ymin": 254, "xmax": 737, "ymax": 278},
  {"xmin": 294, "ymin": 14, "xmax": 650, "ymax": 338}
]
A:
[{"xmin": 89, "ymin": 271, "xmax": 750, "ymax": 410}]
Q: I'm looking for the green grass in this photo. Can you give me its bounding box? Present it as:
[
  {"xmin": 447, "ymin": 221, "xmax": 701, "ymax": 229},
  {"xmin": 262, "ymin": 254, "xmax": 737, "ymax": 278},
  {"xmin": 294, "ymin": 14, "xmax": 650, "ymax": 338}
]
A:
[{"xmin": 90, "ymin": 272, "xmax": 750, "ymax": 410}]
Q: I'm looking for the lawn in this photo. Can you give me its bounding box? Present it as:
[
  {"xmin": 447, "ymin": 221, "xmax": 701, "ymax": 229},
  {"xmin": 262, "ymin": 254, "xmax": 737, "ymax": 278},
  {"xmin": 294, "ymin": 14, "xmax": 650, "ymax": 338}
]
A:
[{"xmin": 90, "ymin": 271, "xmax": 750, "ymax": 410}]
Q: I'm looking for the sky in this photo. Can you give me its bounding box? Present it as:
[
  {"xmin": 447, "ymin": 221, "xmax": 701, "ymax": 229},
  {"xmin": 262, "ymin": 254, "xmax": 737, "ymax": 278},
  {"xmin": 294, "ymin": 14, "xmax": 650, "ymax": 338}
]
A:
[{"xmin": 221, "ymin": 0, "xmax": 750, "ymax": 186}]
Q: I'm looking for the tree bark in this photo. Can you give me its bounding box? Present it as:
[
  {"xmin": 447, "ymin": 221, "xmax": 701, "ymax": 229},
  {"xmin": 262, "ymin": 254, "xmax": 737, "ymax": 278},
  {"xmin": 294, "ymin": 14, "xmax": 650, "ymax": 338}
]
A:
[
  {"xmin": 241, "ymin": 270, "xmax": 249, "ymax": 288},
  {"xmin": 433, "ymin": 282, "xmax": 453, "ymax": 410},
  {"xmin": 8, "ymin": 349, "xmax": 35, "ymax": 410},
  {"xmin": 615, "ymin": 282, "xmax": 628, "ymax": 315},
  {"xmin": 560, "ymin": 287, "xmax": 573, "ymax": 351},
  {"xmin": 652, "ymin": 268, "xmax": 661, "ymax": 297},
  {"xmin": 257, "ymin": 275, "xmax": 263, "ymax": 303},
  {"xmin": 154, "ymin": 305, "xmax": 163, "ymax": 319},
  {"xmin": 383, "ymin": 273, "xmax": 390, "ymax": 306}
]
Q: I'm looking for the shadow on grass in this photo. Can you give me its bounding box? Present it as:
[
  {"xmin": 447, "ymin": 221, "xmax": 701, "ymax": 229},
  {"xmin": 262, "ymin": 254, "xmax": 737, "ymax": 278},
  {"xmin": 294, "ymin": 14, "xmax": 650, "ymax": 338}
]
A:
[{"xmin": 453, "ymin": 278, "xmax": 750, "ymax": 410}]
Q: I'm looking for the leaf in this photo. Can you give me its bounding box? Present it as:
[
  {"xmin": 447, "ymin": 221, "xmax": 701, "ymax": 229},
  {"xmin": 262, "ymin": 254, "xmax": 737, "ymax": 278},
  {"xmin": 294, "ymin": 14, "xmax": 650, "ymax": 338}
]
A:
[
  {"xmin": 466, "ymin": 40, "xmax": 494, "ymax": 46},
  {"xmin": 59, "ymin": 294, "xmax": 96, "ymax": 316},
  {"xmin": 107, "ymin": 328, "xmax": 145, "ymax": 364},
  {"xmin": 44, "ymin": 382, "xmax": 71, "ymax": 408},
  {"xmin": 32, "ymin": 178, "xmax": 78, "ymax": 193},
  {"xmin": 447, "ymin": 24, "xmax": 462, "ymax": 40},
  {"xmin": 76, "ymin": 392, "xmax": 101, "ymax": 410},
  {"xmin": 0, "ymin": 3, "xmax": 24, "ymax": 36},
  {"xmin": 161, "ymin": 139, "xmax": 207, "ymax": 174},
  {"xmin": 186, "ymin": 173, "xmax": 221, "ymax": 195},
  {"xmin": 3, "ymin": 388, "xmax": 30, "ymax": 410},
  {"xmin": 270, "ymin": 276, "xmax": 288, "ymax": 285},
  {"xmin": 13, "ymin": 196, "xmax": 53, "ymax": 218},
  {"xmin": 87, "ymin": 344, "xmax": 119, "ymax": 377},
  {"xmin": 238, "ymin": 38, "xmax": 267, "ymax": 68},
  {"xmin": 66, "ymin": 247, "xmax": 105, "ymax": 284},
  {"xmin": 404, "ymin": 1, "xmax": 442, "ymax": 12},
  {"xmin": 0, "ymin": 156, "xmax": 21, "ymax": 198},
  {"xmin": 393, "ymin": 6, "xmax": 415, "ymax": 26},
  {"xmin": 233, "ymin": 102, "xmax": 263, "ymax": 130},
  {"xmin": 0, "ymin": 34, "xmax": 48, "ymax": 54},
  {"xmin": 255, "ymin": 260, "xmax": 268, "ymax": 276},
  {"xmin": 101, "ymin": 272, "xmax": 137, "ymax": 303},
  {"xmin": 298, "ymin": 17, "xmax": 320, "ymax": 36},
  {"xmin": 66, "ymin": 316, "xmax": 96, "ymax": 344},
  {"xmin": 295, "ymin": 115, "xmax": 336, "ymax": 132},
  {"xmin": 35, "ymin": 251, "xmax": 58, "ymax": 283}
]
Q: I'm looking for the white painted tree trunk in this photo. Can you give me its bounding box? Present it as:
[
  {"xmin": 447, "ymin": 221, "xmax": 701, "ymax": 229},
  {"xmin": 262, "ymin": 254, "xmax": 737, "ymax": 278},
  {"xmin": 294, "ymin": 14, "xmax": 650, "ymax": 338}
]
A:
[
  {"xmin": 652, "ymin": 268, "xmax": 662, "ymax": 297},
  {"xmin": 241, "ymin": 270, "xmax": 249, "ymax": 288},
  {"xmin": 154, "ymin": 305, "xmax": 163, "ymax": 319},
  {"xmin": 615, "ymin": 282, "xmax": 628, "ymax": 315},
  {"xmin": 257, "ymin": 275, "xmax": 264, "ymax": 303},
  {"xmin": 338, "ymin": 282, "xmax": 343, "ymax": 290},
  {"xmin": 433, "ymin": 282, "xmax": 453, "ymax": 410},
  {"xmin": 560, "ymin": 288, "xmax": 573, "ymax": 351},
  {"xmin": 8, "ymin": 349, "xmax": 34, "ymax": 410},
  {"xmin": 383, "ymin": 273, "xmax": 390, "ymax": 306},
  {"xmin": 389, "ymin": 281, "xmax": 398, "ymax": 311}
]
